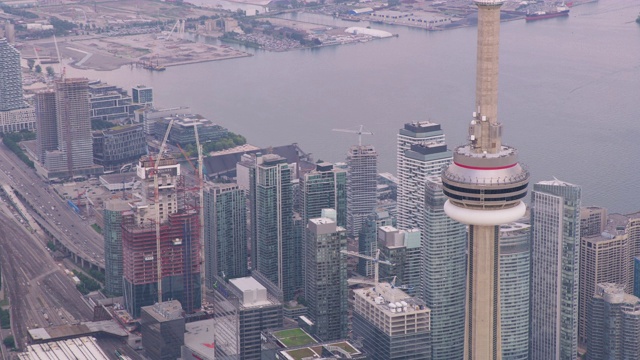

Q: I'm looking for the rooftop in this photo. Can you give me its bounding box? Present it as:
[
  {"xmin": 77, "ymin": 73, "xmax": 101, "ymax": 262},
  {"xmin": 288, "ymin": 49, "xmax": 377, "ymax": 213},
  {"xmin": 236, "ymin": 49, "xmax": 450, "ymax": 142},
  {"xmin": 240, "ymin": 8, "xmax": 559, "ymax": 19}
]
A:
[
  {"xmin": 184, "ymin": 319, "xmax": 216, "ymax": 358},
  {"xmin": 353, "ymin": 282, "xmax": 429, "ymax": 316},
  {"xmin": 273, "ymin": 328, "xmax": 317, "ymax": 348},
  {"xmin": 17, "ymin": 337, "xmax": 110, "ymax": 360},
  {"xmin": 142, "ymin": 300, "xmax": 184, "ymax": 321}
]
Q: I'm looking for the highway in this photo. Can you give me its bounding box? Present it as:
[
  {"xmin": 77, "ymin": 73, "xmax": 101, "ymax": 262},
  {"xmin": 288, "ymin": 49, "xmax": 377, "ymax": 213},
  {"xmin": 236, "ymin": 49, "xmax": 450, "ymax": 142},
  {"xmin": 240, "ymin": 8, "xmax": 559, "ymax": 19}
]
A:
[
  {"xmin": 0, "ymin": 201, "xmax": 93, "ymax": 351},
  {"xmin": 0, "ymin": 144, "xmax": 105, "ymax": 270}
]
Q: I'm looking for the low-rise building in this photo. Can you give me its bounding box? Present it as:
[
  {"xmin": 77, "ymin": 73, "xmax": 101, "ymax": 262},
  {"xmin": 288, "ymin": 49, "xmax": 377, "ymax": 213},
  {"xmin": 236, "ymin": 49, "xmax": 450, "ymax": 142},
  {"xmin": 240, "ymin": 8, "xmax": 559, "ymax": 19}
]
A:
[{"xmin": 92, "ymin": 124, "xmax": 147, "ymax": 172}]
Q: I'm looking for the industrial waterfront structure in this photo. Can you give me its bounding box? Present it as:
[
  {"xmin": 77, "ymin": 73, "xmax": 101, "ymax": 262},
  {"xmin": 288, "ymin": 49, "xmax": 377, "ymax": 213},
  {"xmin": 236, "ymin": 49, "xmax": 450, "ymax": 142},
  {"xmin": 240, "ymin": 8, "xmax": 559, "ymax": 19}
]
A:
[
  {"xmin": 440, "ymin": 0, "xmax": 530, "ymax": 359},
  {"xmin": 587, "ymin": 283, "xmax": 640, "ymax": 359},
  {"xmin": 530, "ymin": 180, "xmax": 581, "ymax": 360},
  {"xmin": 422, "ymin": 176, "xmax": 466, "ymax": 360},
  {"xmin": 498, "ymin": 222, "xmax": 530, "ymax": 360},
  {"xmin": 203, "ymin": 182, "xmax": 247, "ymax": 286},
  {"xmin": 304, "ymin": 213, "xmax": 348, "ymax": 341},
  {"xmin": 396, "ymin": 121, "xmax": 448, "ymax": 231},
  {"xmin": 352, "ymin": 282, "xmax": 431, "ymax": 359},
  {"xmin": 346, "ymin": 144, "xmax": 378, "ymax": 238}
]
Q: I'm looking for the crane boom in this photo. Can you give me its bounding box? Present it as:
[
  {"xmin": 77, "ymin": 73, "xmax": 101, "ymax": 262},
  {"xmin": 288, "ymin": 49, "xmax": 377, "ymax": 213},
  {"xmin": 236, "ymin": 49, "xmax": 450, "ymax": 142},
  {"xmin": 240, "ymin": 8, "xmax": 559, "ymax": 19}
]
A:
[
  {"xmin": 341, "ymin": 249, "xmax": 392, "ymax": 287},
  {"xmin": 154, "ymin": 119, "xmax": 174, "ymax": 303},
  {"xmin": 332, "ymin": 125, "xmax": 373, "ymax": 146}
]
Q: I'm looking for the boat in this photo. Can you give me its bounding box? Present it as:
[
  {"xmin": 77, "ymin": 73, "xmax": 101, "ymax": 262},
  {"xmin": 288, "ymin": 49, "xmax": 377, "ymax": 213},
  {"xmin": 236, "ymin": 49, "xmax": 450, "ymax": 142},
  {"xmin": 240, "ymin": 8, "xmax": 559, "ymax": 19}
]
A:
[
  {"xmin": 636, "ymin": 12, "xmax": 640, "ymax": 24},
  {"xmin": 142, "ymin": 60, "xmax": 166, "ymax": 71},
  {"xmin": 340, "ymin": 15, "xmax": 361, "ymax": 22},
  {"xmin": 526, "ymin": 5, "xmax": 570, "ymax": 21}
]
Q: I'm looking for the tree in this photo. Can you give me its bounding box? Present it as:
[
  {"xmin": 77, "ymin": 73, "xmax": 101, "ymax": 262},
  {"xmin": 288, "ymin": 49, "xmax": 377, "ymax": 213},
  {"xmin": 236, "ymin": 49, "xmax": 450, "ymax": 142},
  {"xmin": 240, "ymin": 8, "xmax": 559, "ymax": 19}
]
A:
[
  {"xmin": 34, "ymin": 64, "xmax": 42, "ymax": 73},
  {"xmin": 46, "ymin": 66, "xmax": 55, "ymax": 76},
  {"xmin": 3, "ymin": 335, "xmax": 14, "ymax": 349},
  {"xmin": 27, "ymin": 58, "xmax": 35, "ymax": 71}
]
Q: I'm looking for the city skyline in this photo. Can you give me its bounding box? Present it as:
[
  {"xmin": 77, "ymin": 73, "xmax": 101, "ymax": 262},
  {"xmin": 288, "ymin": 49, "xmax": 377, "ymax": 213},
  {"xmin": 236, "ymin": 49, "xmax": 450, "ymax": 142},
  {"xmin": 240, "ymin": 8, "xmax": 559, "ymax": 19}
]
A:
[{"xmin": 0, "ymin": 1, "xmax": 638, "ymax": 358}]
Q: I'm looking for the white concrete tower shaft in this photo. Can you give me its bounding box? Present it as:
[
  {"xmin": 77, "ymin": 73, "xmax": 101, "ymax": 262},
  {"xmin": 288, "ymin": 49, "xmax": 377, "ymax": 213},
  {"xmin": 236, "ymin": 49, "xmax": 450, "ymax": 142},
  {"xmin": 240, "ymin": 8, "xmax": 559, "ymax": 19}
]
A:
[
  {"xmin": 440, "ymin": 1, "xmax": 529, "ymax": 360},
  {"xmin": 474, "ymin": 0, "xmax": 503, "ymax": 154}
]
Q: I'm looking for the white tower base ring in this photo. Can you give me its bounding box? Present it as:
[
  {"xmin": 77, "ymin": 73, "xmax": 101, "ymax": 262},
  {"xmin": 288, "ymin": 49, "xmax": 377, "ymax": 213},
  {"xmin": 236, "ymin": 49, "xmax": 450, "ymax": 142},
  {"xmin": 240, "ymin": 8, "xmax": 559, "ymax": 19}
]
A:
[{"xmin": 444, "ymin": 200, "xmax": 526, "ymax": 226}]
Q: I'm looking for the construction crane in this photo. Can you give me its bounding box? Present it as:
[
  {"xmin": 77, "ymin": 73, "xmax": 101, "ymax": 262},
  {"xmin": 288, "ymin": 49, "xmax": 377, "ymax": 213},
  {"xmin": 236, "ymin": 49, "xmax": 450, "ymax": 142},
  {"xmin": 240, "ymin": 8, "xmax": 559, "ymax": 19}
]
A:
[
  {"xmin": 332, "ymin": 125, "xmax": 373, "ymax": 146},
  {"xmin": 151, "ymin": 119, "xmax": 175, "ymax": 303},
  {"xmin": 341, "ymin": 249, "xmax": 393, "ymax": 287}
]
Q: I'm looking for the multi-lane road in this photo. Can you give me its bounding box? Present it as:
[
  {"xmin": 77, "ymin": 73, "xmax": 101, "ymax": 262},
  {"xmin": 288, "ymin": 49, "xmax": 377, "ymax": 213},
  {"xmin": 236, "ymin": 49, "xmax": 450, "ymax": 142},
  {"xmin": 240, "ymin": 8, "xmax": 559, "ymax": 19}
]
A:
[
  {"xmin": 0, "ymin": 202, "xmax": 93, "ymax": 351},
  {"xmin": 0, "ymin": 144, "xmax": 105, "ymax": 269}
]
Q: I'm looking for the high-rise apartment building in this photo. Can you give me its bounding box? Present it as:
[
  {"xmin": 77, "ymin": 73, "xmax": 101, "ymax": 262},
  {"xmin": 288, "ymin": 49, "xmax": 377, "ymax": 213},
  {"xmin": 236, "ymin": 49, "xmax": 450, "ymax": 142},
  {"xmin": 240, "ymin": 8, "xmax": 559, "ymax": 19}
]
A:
[
  {"xmin": 248, "ymin": 154, "xmax": 296, "ymax": 301},
  {"xmin": 140, "ymin": 300, "xmax": 185, "ymax": 360},
  {"xmin": 203, "ymin": 182, "xmax": 247, "ymax": 286},
  {"xmin": 440, "ymin": 1, "xmax": 530, "ymax": 359},
  {"xmin": 352, "ymin": 282, "xmax": 431, "ymax": 359},
  {"xmin": 499, "ymin": 222, "xmax": 530, "ymax": 360},
  {"xmin": 587, "ymin": 283, "xmax": 640, "ymax": 360},
  {"xmin": 579, "ymin": 214, "xmax": 632, "ymax": 344},
  {"xmin": 346, "ymin": 145, "xmax": 377, "ymax": 238},
  {"xmin": 635, "ymin": 256, "xmax": 640, "ymax": 298},
  {"xmin": 304, "ymin": 215, "xmax": 348, "ymax": 341},
  {"xmin": 422, "ymin": 176, "xmax": 466, "ymax": 360},
  {"xmin": 396, "ymin": 121, "xmax": 450, "ymax": 230},
  {"xmin": 212, "ymin": 276, "xmax": 283, "ymax": 360},
  {"xmin": 0, "ymin": 38, "xmax": 35, "ymax": 133},
  {"xmin": 103, "ymin": 199, "xmax": 130, "ymax": 297},
  {"xmin": 530, "ymin": 180, "xmax": 581, "ymax": 360},
  {"xmin": 38, "ymin": 78, "xmax": 103, "ymax": 178},
  {"xmin": 55, "ymin": 78, "xmax": 95, "ymax": 171},
  {"xmin": 377, "ymin": 226, "xmax": 421, "ymax": 295},
  {"xmin": 580, "ymin": 206, "xmax": 607, "ymax": 237},
  {"xmin": 0, "ymin": 37, "xmax": 26, "ymax": 111},
  {"xmin": 300, "ymin": 162, "xmax": 347, "ymax": 228},
  {"xmin": 35, "ymin": 90, "xmax": 58, "ymax": 163}
]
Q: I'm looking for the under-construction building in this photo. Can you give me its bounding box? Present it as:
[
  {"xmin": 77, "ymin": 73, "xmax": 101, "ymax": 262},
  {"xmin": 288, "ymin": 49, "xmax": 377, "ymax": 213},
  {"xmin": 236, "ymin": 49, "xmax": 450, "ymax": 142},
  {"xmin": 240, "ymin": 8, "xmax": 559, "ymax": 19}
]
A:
[{"xmin": 122, "ymin": 156, "xmax": 201, "ymax": 318}]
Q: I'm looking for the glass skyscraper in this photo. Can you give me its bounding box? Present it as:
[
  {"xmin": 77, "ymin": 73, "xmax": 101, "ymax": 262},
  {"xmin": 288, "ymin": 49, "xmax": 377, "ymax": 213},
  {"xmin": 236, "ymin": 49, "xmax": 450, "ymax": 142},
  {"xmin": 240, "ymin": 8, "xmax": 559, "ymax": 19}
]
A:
[
  {"xmin": 103, "ymin": 199, "xmax": 130, "ymax": 297},
  {"xmin": 304, "ymin": 216, "xmax": 348, "ymax": 341},
  {"xmin": 499, "ymin": 222, "xmax": 530, "ymax": 360},
  {"xmin": 422, "ymin": 176, "xmax": 466, "ymax": 360},
  {"xmin": 346, "ymin": 145, "xmax": 377, "ymax": 238},
  {"xmin": 249, "ymin": 154, "xmax": 295, "ymax": 301},
  {"xmin": 530, "ymin": 180, "xmax": 581, "ymax": 360},
  {"xmin": 204, "ymin": 183, "xmax": 247, "ymax": 286},
  {"xmin": 396, "ymin": 121, "xmax": 449, "ymax": 231}
]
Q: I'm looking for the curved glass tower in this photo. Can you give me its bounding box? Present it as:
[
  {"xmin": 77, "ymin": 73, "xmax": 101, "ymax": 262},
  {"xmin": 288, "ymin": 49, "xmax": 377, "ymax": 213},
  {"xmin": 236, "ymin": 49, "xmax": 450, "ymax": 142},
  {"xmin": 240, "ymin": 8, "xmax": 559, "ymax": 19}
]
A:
[
  {"xmin": 499, "ymin": 223, "xmax": 530, "ymax": 360},
  {"xmin": 441, "ymin": 1, "xmax": 530, "ymax": 359}
]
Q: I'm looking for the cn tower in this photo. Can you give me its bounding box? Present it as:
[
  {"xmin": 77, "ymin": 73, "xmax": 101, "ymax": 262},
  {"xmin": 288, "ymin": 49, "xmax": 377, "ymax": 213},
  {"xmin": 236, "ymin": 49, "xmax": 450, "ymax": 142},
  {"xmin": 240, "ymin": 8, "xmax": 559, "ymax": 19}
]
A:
[{"xmin": 441, "ymin": 1, "xmax": 529, "ymax": 360}]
